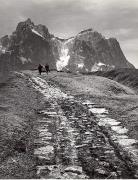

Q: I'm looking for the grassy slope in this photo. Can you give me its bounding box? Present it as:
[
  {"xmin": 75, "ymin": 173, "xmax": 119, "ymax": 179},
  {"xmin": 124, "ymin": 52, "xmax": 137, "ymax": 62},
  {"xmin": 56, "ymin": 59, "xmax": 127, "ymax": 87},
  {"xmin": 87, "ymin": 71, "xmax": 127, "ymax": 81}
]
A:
[
  {"xmin": 42, "ymin": 71, "xmax": 138, "ymax": 141},
  {"xmin": 88, "ymin": 68, "xmax": 138, "ymax": 92},
  {"xmin": 0, "ymin": 72, "xmax": 40, "ymax": 178},
  {"xmin": 0, "ymin": 69, "xmax": 137, "ymax": 177}
]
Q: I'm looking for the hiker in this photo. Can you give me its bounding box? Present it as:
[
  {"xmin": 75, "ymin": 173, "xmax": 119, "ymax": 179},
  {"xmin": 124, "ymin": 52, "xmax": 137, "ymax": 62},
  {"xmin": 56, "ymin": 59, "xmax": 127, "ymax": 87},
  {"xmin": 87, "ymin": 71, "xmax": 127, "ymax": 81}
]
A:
[
  {"xmin": 45, "ymin": 64, "xmax": 50, "ymax": 74},
  {"xmin": 38, "ymin": 64, "xmax": 43, "ymax": 75}
]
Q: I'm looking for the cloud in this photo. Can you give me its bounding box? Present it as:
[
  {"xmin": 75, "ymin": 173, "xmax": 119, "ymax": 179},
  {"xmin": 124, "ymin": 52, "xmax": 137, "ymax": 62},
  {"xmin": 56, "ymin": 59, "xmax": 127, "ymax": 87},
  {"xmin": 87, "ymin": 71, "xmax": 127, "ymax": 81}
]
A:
[{"xmin": 122, "ymin": 39, "xmax": 138, "ymax": 51}]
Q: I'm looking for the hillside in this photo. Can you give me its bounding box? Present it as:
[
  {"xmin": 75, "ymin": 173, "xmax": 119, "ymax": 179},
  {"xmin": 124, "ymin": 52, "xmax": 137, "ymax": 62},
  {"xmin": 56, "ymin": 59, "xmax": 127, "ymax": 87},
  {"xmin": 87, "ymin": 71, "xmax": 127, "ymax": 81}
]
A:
[
  {"xmin": 1, "ymin": 70, "xmax": 138, "ymax": 178},
  {"xmin": 0, "ymin": 72, "xmax": 38, "ymax": 178},
  {"xmin": 88, "ymin": 68, "xmax": 138, "ymax": 92}
]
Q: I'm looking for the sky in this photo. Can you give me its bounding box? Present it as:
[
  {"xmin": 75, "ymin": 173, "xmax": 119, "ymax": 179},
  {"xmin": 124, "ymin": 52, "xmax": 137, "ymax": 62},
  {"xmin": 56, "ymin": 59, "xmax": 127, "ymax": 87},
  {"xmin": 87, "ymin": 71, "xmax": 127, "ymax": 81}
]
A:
[{"xmin": 0, "ymin": 0, "xmax": 138, "ymax": 68}]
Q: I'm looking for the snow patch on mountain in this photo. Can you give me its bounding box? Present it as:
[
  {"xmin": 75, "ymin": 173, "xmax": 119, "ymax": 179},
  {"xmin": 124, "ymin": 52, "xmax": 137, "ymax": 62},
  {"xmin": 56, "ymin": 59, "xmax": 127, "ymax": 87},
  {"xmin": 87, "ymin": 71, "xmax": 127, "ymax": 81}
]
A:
[
  {"xmin": 20, "ymin": 56, "xmax": 32, "ymax": 64},
  {"xmin": 56, "ymin": 42, "xmax": 70, "ymax": 71},
  {"xmin": 91, "ymin": 62, "xmax": 115, "ymax": 72},
  {"xmin": 78, "ymin": 63, "xmax": 84, "ymax": 69},
  {"xmin": 32, "ymin": 29, "xmax": 44, "ymax": 39},
  {"xmin": 65, "ymin": 37, "xmax": 74, "ymax": 45},
  {"xmin": 97, "ymin": 62, "xmax": 106, "ymax": 66},
  {"xmin": 0, "ymin": 45, "xmax": 6, "ymax": 54}
]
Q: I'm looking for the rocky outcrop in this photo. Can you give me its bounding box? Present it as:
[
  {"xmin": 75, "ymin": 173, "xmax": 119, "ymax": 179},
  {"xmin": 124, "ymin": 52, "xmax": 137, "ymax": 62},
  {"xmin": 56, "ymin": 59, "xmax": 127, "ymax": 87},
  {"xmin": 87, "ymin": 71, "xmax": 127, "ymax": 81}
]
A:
[
  {"xmin": 58, "ymin": 29, "xmax": 134, "ymax": 72},
  {"xmin": 0, "ymin": 19, "xmax": 135, "ymax": 74},
  {"xmin": 0, "ymin": 18, "xmax": 56, "ymax": 71}
]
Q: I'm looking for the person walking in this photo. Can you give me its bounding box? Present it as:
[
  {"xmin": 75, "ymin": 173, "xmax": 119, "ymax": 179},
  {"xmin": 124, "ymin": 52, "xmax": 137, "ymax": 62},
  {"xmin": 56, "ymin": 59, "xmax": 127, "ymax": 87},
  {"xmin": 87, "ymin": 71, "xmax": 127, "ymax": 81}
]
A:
[
  {"xmin": 38, "ymin": 64, "xmax": 43, "ymax": 75},
  {"xmin": 45, "ymin": 64, "xmax": 50, "ymax": 74}
]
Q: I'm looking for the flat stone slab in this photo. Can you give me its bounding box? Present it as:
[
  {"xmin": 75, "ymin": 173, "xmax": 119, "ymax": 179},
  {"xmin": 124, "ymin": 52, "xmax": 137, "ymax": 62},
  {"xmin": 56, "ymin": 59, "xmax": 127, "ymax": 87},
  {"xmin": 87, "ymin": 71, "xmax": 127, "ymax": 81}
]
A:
[
  {"xmin": 76, "ymin": 144, "xmax": 88, "ymax": 148},
  {"xmin": 82, "ymin": 100, "xmax": 95, "ymax": 105},
  {"xmin": 39, "ymin": 132, "xmax": 52, "ymax": 138},
  {"xmin": 34, "ymin": 139, "xmax": 51, "ymax": 145},
  {"xmin": 99, "ymin": 118, "xmax": 121, "ymax": 126},
  {"xmin": 89, "ymin": 108, "xmax": 108, "ymax": 114},
  {"xmin": 38, "ymin": 129, "xmax": 49, "ymax": 133},
  {"xmin": 95, "ymin": 168, "xmax": 107, "ymax": 175},
  {"xmin": 62, "ymin": 172, "xmax": 88, "ymax": 179},
  {"xmin": 34, "ymin": 145, "xmax": 54, "ymax": 163},
  {"xmin": 117, "ymin": 138, "xmax": 137, "ymax": 146},
  {"xmin": 64, "ymin": 166, "xmax": 83, "ymax": 174},
  {"xmin": 39, "ymin": 111, "xmax": 57, "ymax": 115},
  {"xmin": 34, "ymin": 145, "xmax": 54, "ymax": 155},
  {"xmin": 41, "ymin": 136, "xmax": 52, "ymax": 141},
  {"xmin": 84, "ymin": 131, "xmax": 92, "ymax": 135},
  {"xmin": 111, "ymin": 126, "xmax": 128, "ymax": 134}
]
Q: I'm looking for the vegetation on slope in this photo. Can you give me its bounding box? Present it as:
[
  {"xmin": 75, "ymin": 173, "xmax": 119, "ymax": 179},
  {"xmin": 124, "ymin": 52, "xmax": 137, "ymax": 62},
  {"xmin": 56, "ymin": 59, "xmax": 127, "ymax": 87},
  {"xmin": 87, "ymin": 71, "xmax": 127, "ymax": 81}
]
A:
[{"xmin": 84, "ymin": 68, "xmax": 138, "ymax": 92}]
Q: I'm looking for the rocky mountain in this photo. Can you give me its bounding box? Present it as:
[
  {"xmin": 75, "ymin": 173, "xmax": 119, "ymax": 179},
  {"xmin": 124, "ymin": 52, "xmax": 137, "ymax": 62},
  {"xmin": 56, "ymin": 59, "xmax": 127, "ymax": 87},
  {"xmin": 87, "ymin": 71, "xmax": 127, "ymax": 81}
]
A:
[
  {"xmin": 0, "ymin": 19, "xmax": 135, "ymax": 75},
  {"xmin": 0, "ymin": 18, "xmax": 56, "ymax": 72},
  {"xmin": 56, "ymin": 28, "xmax": 134, "ymax": 72}
]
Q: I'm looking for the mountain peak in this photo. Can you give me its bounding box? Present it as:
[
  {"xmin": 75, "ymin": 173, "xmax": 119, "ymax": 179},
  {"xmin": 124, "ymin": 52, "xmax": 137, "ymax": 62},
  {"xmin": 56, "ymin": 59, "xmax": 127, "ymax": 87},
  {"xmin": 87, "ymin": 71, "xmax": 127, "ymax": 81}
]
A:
[
  {"xmin": 25, "ymin": 18, "xmax": 32, "ymax": 24},
  {"xmin": 78, "ymin": 28, "xmax": 93, "ymax": 34},
  {"xmin": 16, "ymin": 18, "xmax": 34, "ymax": 33}
]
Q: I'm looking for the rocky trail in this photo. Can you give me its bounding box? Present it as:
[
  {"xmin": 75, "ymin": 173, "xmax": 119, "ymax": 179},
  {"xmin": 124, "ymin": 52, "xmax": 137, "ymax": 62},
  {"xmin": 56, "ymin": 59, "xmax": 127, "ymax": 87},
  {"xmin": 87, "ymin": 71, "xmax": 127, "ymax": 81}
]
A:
[{"xmin": 27, "ymin": 73, "xmax": 138, "ymax": 179}]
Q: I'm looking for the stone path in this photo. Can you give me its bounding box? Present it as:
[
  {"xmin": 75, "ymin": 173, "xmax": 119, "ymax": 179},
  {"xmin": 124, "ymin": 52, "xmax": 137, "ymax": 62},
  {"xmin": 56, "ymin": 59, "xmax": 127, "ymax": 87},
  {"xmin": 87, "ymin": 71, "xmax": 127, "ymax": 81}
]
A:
[{"xmin": 29, "ymin": 75, "xmax": 138, "ymax": 179}]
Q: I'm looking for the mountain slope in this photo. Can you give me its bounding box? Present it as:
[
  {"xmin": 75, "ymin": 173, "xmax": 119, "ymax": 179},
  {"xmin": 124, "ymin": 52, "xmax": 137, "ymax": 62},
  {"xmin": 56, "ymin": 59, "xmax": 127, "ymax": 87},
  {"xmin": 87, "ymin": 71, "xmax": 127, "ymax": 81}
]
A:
[
  {"xmin": 0, "ymin": 18, "xmax": 56, "ymax": 71},
  {"xmin": 90, "ymin": 68, "xmax": 138, "ymax": 92},
  {"xmin": 58, "ymin": 29, "xmax": 134, "ymax": 72},
  {"xmin": 0, "ymin": 19, "xmax": 135, "ymax": 74}
]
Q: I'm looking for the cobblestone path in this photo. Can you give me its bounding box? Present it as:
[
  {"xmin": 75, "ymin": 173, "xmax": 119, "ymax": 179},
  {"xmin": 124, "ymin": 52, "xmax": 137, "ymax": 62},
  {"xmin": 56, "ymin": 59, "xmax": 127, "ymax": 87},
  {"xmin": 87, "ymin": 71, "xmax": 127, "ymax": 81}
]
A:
[{"xmin": 29, "ymin": 75, "xmax": 138, "ymax": 179}]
